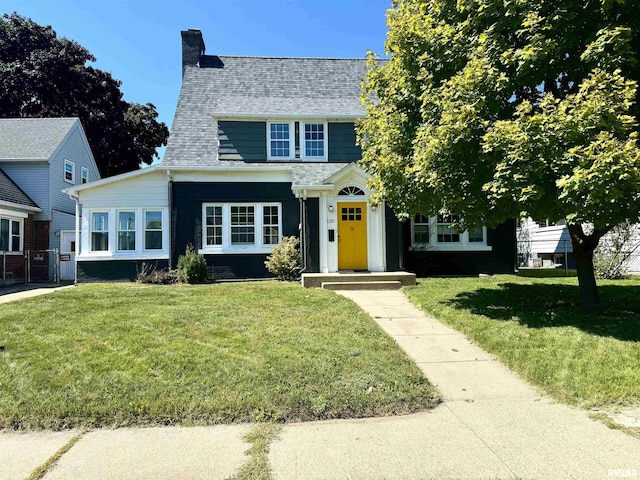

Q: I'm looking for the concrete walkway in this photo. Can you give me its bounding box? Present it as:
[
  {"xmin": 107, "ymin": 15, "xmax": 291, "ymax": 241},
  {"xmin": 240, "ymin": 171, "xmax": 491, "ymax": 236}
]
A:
[
  {"xmin": 0, "ymin": 284, "xmax": 73, "ymax": 304},
  {"xmin": 1, "ymin": 289, "xmax": 638, "ymax": 479}
]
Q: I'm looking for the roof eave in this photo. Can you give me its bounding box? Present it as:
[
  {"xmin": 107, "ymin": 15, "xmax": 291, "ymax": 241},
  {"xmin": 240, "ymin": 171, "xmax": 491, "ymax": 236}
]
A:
[
  {"xmin": 212, "ymin": 113, "xmax": 363, "ymax": 121},
  {"xmin": 0, "ymin": 200, "xmax": 41, "ymax": 213}
]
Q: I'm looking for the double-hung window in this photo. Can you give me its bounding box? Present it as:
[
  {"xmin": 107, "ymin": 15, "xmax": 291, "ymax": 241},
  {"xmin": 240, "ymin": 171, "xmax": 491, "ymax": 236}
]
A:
[
  {"xmin": 303, "ymin": 123, "xmax": 326, "ymax": 160},
  {"xmin": 117, "ymin": 211, "xmax": 136, "ymax": 251},
  {"xmin": 411, "ymin": 214, "xmax": 430, "ymax": 244},
  {"xmin": 268, "ymin": 122, "xmax": 292, "ymax": 159},
  {"xmin": 91, "ymin": 212, "xmax": 109, "ymax": 251},
  {"xmin": 203, "ymin": 203, "xmax": 281, "ymax": 252},
  {"xmin": 144, "ymin": 211, "xmax": 163, "ymax": 250},
  {"xmin": 0, "ymin": 218, "xmax": 21, "ymax": 252},
  {"xmin": 267, "ymin": 121, "xmax": 328, "ymax": 161},
  {"xmin": 437, "ymin": 214, "xmax": 460, "ymax": 243},
  {"xmin": 81, "ymin": 167, "xmax": 89, "ymax": 184},
  {"xmin": 64, "ymin": 160, "xmax": 75, "ymax": 184}
]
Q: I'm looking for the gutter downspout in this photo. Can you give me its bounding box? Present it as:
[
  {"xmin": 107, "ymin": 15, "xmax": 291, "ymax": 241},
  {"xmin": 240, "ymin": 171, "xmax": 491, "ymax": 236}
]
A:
[
  {"xmin": 73, "ymin": 194, "xmax": 80, "ymax": 284},
  {"xmin": 298, "ymin": 195, "xmax": 308, "ymax": 274},
  {"xmin": 167, "ymin": 169, "xmax": 173, "ymax": 269}
]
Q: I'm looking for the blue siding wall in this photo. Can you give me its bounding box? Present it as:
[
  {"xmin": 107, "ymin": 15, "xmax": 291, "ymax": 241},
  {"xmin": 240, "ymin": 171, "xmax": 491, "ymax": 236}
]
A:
[
  {"xmin": 171, "ymin": 182, "xmax": 299, "ymax": 279},
  {"xmin": 217, "ymin": 121, "xmax": 361, "ymax": 163},
  {"xmin": 328, "ymin": 123, "xmax": 361, "ymax": 162},
  {"xmin": 218, "ymin": 121, "xmax": 267, "ymax": 161},
  {"xmin": 50, "ymin": 122, "xmax": 100, "ymax": 217},
  {"xmin": 0, "ymin": 162, "xmax": 50, "ymax": 220}
]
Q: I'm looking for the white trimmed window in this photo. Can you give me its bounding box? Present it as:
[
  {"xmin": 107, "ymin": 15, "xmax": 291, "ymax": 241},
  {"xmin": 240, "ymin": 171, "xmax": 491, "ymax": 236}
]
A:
[
  {"xmin": 64, "ymin": 160, "xmax": 75, "ymax": 184},
  {"xmin": 302, "ymin": 122, "xmax": 327, "ymax": 160},
  {"xmin": 144, "ymin": 211, "xmax": 163, "ymax": 250},
  {"xmin": 411, "ymin": 214, "xmax": 430, "ymax": 245},
  {"xmin": 268, "ymin": 122, "xmax": 293, "ymax": 160},
  {"xmin": 91, "ymin": 212, "xmax": 109, "ymax": 252},
  {"xmin": 202, "ymin": 203, "xmax": 281, "ymax": 253},
  {"xmin": 437, "ymin": 214, "xmax": 460, "ymax": 243},
  {"xmin": 267, "ymin": 121, "xmax": 328, "ymax": 161},
  {"xmin": 0, "ymin": 218, "xmax": 22, "ymax": 252},
  {"xmin": 117, "ymin": 211, "xmax": 136, "ymax": 251},
  {"xmin": 410, "ymin": 214, "xmax": 489, "ymax": 251},
  {"xmin": 81, "ymin": 167, "xmax": 89, "ymax": 184}
]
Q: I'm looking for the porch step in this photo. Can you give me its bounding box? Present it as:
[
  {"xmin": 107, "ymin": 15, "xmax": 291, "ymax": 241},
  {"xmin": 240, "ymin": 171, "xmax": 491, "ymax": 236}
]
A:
[
  {"xmin": 321, "ymin": 281, "xmax": 402, "ymax": 291},
  {"xmin": 302, "ymin": 271, "xmax": 416, "ymax": 289}
]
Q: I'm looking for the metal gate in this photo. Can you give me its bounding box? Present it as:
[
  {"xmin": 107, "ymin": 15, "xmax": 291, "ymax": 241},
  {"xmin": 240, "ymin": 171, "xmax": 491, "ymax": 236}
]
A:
[{"xmin": 27, "ymin": 249, "xmax": 59, "ymax": 284}]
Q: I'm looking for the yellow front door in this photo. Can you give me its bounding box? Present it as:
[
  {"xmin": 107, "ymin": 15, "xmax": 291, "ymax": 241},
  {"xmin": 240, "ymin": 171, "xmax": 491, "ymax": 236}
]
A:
[{"xmin": 338, "ymin": 202, "xmax": 368, "ymax": 270}]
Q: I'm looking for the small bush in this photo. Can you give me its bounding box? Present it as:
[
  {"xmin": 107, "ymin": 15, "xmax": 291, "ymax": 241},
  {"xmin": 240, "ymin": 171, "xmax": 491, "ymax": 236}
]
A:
[
  {"xmin": 136, "ymin": 263, "xmax": 179, "ymax": 284},
  {"xmin": 265, "ymin": 236, "xmax": 302, "ymax": 281},
  {"xmin": 177, "ymin": 244, "xmax": 208, "ymax": 284}
]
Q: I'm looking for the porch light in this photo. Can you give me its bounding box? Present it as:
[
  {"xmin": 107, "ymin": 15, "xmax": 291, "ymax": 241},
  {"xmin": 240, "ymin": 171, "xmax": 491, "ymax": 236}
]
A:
[
  {"xmin": 371, "ymin": 204, "xmax": 377, "ymax": 212},
  {"xmin": 328, "ymin": 205, "xmax": 334, "ymax": 213}
]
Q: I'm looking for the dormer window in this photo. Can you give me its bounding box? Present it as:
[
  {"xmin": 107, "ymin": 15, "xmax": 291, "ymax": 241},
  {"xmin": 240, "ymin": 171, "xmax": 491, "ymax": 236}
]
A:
[{"xmin": 267, "ymin": 121, "xmax": 328, "ymax": 161}]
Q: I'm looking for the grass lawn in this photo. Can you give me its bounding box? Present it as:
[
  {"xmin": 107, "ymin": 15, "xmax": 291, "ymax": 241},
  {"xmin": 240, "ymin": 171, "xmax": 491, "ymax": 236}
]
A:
[
  {"xmin": 404, "ymin": 275, "xmax": 640, "ymax": 409},
  {"xmin": 0, "ymin": 282, "xmax": 438, "ymax": 430}
]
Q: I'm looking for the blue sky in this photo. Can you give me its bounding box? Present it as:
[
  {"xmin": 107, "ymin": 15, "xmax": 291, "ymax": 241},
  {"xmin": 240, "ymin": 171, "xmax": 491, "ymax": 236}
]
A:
[{"xmin": 10, "ymin": 0, "xmax": 391, "ymax": 161}]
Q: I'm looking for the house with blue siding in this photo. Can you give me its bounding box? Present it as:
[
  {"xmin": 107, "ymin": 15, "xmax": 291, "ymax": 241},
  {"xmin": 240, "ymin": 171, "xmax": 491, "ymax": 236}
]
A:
[
  {"xmin": 0, "ymin": 117, "xmax": 100, "ymax": 282},
  {"xmin": 65, "ymin": 29, "xmax": 516, "ymax": 282}
]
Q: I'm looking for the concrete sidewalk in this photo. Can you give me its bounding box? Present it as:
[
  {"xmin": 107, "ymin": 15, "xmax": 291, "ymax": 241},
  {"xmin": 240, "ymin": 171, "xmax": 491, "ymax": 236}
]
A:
[
  {"xmin": 0, "ymin": 284, "xmax": 73, "ymax": 304},
  {"xmin": 1, "ymin": 289, "xmax": 638, "ymax": 479}
]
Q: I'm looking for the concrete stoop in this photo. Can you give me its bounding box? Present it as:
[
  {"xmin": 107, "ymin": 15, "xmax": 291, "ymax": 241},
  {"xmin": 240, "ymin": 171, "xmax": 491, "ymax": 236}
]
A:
[
  {"xmin": 302, "ymin": 271, "xmax": 416, "ymax": 291},
  {"xmin": 321, "ymin": 280, "xmax": 402, "ymax": 291}
]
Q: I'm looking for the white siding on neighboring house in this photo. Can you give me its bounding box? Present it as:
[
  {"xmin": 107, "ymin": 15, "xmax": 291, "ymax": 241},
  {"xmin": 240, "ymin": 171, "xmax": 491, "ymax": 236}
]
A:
[
  {"xmin": 77, "ymin": 170, "xmax": 169, "ymax": 260},
  {"xmin": 0, "ymin": 162, "xmax": 50, "ymax": 220}
]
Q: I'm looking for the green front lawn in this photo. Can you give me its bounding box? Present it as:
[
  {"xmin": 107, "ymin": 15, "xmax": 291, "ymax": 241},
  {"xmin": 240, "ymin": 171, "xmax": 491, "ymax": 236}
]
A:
[
  {"xmin": 405, "ymin": 276, "xmax": 640, "ymax": 409},
  {"xmin": 0, "ymin": 283, "xmax": 438, "ymax": 430}
]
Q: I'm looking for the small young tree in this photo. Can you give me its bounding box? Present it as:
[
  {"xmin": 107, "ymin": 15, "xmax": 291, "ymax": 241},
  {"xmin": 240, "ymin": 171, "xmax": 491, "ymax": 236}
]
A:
[
  {"xmin": 593, "ymin": 223, "xmax": 640, "ymax": 279},
  {"xmin": 176, "ymin": 244, "xmax": 207, "ymax": 284},
  {"xmin": 264, "ymin": 236, "xmax": 302, "ymax": 281}
]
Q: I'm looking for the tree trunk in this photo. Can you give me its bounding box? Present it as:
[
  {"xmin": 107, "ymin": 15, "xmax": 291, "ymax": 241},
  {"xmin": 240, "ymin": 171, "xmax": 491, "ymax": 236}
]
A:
[{"xmin": 567, "ymin": 224, "xmax": 603, "ymax": 313}]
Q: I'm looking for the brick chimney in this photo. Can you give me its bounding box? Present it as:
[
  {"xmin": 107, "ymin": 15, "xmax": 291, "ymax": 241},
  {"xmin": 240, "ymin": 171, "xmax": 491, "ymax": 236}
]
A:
[{"xmin": 181, "ymin": 29, "xmax": 205, "ymax": 77}]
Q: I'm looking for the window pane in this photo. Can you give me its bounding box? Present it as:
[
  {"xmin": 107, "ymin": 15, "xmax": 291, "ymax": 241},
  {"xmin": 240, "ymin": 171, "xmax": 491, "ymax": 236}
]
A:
[
  {"xmin": 118, "ymin": 211, "xmax": 135, "ymax": 231},
  {"xmin": 118, "ymin": 232, "xmax": 136, "ymax": 251},
  {"xmin": 92, "ymin": 212, "xmax": 108, "ymax": 231},
  {"xmin": 205, "ymin": 206, "xmax": 222, "ymax": 245},
  {"xmin": 10, "ymin": 221, "xmax": 20, "ymax": 251},
  {"xmin": 270, "ymin": 123, "xmax": 290, "ymax": 157},
  {"xmin": 414, "ymin": 225, "xmax": 429, "ymax": 243},
  {"xmin": 304, "ymin": 123, "xmax": 324, "ymax": 157},
  {"xmin": 263, "ymin": 205, "xmax": 279, "ymax": 245},
  {"xmin": 91, "ymin": 232, "xmax": 108, "ymax": 251},
  {"xmin": 145, "ymin": 231, "xmax": 163, "ymax": 250},
  {"xmin": 468, "ymin": 227, "xmax": 484, "ymax": 243},
  {"xmin": 145, "ymin": 211, "xmax": 162, "ymax": 230}
]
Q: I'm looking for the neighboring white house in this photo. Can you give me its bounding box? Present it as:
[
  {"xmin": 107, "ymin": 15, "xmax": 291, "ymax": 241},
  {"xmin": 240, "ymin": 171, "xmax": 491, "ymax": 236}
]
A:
[
  {"xmin": 518, "ymin": 218, "xmax": 640, "ymax": 274},
  {"xmin": 0, "ymin": 118, "xmax": 101, "ymax": 281}
]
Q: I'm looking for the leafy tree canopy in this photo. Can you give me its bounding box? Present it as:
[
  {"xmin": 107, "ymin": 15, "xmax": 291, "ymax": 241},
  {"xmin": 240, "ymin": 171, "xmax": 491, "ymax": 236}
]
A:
[
  {"xmin": 358, "ymin": 0, "xmax": 640, "ymax": 310},
  {"xmin": 0, "ymin": 13, "xmax": 169, "ymax": 177}
]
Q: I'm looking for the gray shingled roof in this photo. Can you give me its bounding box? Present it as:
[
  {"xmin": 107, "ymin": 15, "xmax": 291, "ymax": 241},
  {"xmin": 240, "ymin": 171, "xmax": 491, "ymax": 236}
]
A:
[
  {"xmin": 0, "ymin": 118, "xmax": 78, "ymax": 160},
  {"xmin": 0, "ymin": 168, "xmax": 38, "ymax": 208},
  {"xmin": 163, "ymin": 56, "xmax": 368, "ymax": 185}
]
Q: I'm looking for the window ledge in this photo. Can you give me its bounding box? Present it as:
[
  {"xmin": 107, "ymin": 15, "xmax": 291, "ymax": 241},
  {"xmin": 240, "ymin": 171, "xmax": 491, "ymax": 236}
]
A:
[
  {"xmin": 199, "ymin": 246, "xmax": 275, "ymax": 255},
  {"xmin": 410, "ymin": 244, "xmax": 493, "ymax": 252},
  {"xmin": 78, "ymin": 252, "xmax": 169, "ymax": 261}
]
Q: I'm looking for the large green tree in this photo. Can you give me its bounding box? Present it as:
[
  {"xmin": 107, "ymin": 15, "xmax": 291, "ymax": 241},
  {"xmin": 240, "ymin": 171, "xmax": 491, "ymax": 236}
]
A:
[
  {"xmin": 358, "ymin": 0, "xmax": 640, "ymax": 311},
  {"xmin": 0, "ymin": 13, "xmax": 169, "ymax": 177}
]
